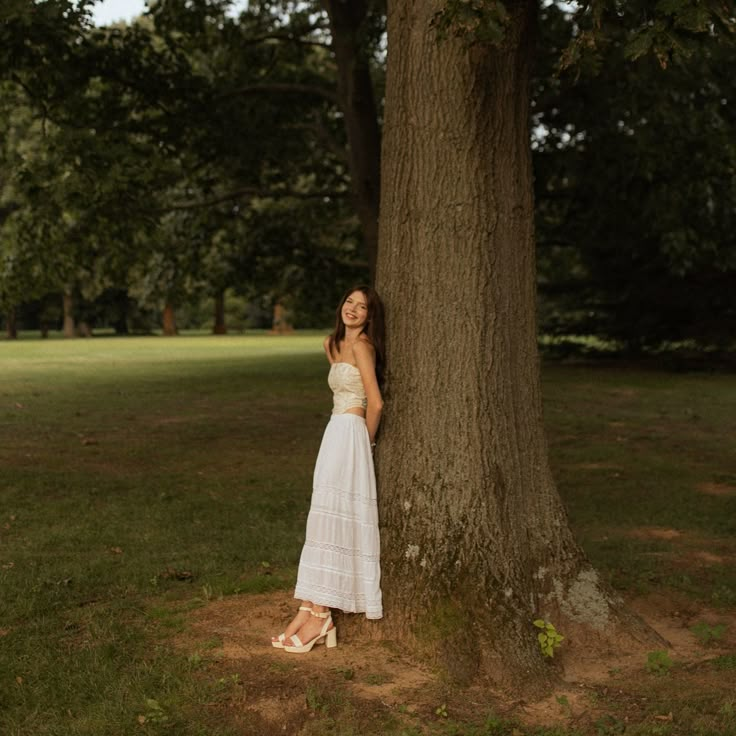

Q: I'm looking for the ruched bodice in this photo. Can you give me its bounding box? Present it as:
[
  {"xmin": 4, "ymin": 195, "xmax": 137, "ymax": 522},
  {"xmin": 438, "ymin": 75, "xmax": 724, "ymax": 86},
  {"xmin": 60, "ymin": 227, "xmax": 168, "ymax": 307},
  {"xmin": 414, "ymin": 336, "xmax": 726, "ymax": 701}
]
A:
[{"xmin": 329, "ymin": 362, "xmax": 367, "ymax": 414}]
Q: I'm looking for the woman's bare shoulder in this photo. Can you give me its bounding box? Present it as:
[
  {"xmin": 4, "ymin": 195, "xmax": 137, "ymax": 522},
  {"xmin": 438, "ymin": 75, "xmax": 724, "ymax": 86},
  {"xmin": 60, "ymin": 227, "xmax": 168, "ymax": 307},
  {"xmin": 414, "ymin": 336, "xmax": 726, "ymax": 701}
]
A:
[{"xmin": 353, "ymin": 337, "xmax": 375, "ymax": 358}]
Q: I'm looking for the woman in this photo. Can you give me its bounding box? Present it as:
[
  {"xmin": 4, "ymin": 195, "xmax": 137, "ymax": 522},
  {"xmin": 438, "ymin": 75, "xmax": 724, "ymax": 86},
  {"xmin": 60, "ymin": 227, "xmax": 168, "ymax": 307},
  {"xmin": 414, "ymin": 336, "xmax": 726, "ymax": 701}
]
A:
[{"xmin": 271, "ymin": 286, "xmax": 385, "ymax": 653}]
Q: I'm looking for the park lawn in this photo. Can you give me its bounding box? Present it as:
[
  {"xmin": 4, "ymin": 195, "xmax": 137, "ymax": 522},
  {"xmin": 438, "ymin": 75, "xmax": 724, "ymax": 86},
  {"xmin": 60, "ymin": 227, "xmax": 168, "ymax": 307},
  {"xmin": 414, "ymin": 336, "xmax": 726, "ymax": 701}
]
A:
[
  {"xmin": 543, "ymin": 362, "xmax": 736, "ymax": 604},
  {"xmin": 0, "ymin": 335, "xmax": 735, "ymax": 736}
]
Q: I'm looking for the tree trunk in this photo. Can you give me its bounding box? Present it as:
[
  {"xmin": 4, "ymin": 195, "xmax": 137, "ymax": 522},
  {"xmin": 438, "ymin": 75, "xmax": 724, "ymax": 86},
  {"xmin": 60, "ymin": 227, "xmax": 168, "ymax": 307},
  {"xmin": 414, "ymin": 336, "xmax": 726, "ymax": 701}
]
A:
[
  {"xmin": 374, "ymin": 0, "xmax": 659, "ymax": 689},
  {"xmin": 111, "ymin": 290, "xmax": 130, "ymax": 334},
  {"xmin": 322, "ymin": 0, "xmax": 382, "ymax": 282},
  {"xmin": 213, "ymin": 289, "xmax": 227, "ymax": 335},
  {"xmin": 112, "ymin": 317, "xmax": 129, "ymax": 335},
  {"xmin": 62, "ymin": 291, "xmax": 75, "ymax": 338},
  {"xmin": 6, "ymin": 308, "xmax": 17, "ymax": 339},
  {"xmin": 162, "ymin": 302, "xmax": 177, "ymax": 336},
  {"xmin": 270, "ymin": 302, "xmax": 293, "ymax": 334}
]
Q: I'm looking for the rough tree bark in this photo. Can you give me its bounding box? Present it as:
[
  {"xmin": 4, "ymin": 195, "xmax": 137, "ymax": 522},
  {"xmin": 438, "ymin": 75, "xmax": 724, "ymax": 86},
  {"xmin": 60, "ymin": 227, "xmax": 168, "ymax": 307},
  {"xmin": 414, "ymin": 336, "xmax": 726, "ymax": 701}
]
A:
[
  {"xmin": 213, "ymin": 289, "xmax": 227, "ymax": 335},
  {"xmin": 322, "ymin": 0, "xmax": 382, "ymax": 281},
  {"xmin": 374, "ymin": 0, "xmax": 659, "ymax": 688}
]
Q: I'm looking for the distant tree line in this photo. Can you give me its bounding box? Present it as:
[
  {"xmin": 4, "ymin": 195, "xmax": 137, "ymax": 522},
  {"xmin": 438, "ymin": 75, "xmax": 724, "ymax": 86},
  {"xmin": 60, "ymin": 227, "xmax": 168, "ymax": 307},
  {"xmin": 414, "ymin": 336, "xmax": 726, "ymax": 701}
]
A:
[{"xmin": 1, "ymin": 0, "xmax": 734, "ymax": 350}]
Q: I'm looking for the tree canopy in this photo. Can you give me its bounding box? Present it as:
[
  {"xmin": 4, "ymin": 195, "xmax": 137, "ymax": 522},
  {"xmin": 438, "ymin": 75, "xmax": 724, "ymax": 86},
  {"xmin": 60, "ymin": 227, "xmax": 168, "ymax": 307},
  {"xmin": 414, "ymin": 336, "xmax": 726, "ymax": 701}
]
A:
[
  {"xmin": 1, "ymin": 0, "xmax": 368, "ymax": 333},
  {"xmin": 1, "ymin": 0, "xmax": 734, "ymax": 347}
]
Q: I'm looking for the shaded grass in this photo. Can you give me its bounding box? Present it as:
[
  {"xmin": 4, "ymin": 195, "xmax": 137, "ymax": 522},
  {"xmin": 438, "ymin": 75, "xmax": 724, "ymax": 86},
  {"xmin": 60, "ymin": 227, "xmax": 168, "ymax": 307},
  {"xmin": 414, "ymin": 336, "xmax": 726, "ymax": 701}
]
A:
[
  {"xmin": 1, "ymin": 337, "xmax": 736, "ymax": 734},
  {"xmin": 543, "ymin": 363, "xmax": 736, "ymax": 603}
]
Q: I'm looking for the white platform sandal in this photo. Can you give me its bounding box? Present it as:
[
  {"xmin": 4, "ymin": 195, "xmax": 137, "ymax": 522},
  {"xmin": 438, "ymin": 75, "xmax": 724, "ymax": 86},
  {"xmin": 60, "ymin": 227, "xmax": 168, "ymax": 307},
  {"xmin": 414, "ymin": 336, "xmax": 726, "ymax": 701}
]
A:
[
  {"xmin": 271, "ymin": 605, "xmax": 312, "ymax": 649},
  {"xmin": 283, "ymin": 609, "xmax": 337, "ymax": 653}
]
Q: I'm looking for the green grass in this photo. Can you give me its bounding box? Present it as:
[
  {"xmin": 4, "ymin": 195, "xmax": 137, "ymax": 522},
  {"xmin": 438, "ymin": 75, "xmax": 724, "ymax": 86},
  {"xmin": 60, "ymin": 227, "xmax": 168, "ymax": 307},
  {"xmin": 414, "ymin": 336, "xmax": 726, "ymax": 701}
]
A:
[
  {"xmin": 2, "ymin": 336, "xmax": 736, "ymax": 735},
  {"xmin": 1, "ymin": 335, "xmax": 328, "ymax": 735},
  {"xmin": 543, "ymin": 363, "xmax": 736, "ymax": 601}
]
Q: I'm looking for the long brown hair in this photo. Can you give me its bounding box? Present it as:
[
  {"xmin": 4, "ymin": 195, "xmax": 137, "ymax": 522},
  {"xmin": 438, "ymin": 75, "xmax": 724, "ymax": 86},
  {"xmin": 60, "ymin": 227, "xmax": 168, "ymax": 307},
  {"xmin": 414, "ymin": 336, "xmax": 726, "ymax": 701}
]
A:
[{"xmin": 328, "ymin": 285, "xmax": 386, "ymax": 385}]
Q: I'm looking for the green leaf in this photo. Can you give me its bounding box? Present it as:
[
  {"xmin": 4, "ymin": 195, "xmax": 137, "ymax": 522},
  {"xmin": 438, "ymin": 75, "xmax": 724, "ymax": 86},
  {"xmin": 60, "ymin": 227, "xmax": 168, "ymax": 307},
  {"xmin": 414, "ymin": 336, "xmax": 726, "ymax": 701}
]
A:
[
  {"xmin": 656, "ymin": 0, "xmax": 685, "ymax": 16},
  {"xmin": 624, "ymin": 30, "xmax": 655, "ymax": 61}
]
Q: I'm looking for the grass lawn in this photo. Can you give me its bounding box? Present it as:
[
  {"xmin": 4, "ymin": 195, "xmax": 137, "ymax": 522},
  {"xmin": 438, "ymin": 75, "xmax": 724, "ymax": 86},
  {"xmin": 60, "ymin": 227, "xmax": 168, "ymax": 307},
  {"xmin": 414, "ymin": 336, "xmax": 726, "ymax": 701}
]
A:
[{"xmin": 1, "ymin": 335, "xmax": 735, "ymax": 736}]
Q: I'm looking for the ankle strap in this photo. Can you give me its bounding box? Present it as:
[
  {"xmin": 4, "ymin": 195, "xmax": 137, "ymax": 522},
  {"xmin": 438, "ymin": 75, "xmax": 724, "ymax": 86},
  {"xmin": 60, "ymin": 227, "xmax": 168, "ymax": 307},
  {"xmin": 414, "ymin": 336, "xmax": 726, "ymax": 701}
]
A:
[
  {"xmin": 311, "ymin": 609, "xmax": 331, "ymax": 618},
  {"xmin": 298, "ymin": 606, "xmax": 312, "ymax": 612}
]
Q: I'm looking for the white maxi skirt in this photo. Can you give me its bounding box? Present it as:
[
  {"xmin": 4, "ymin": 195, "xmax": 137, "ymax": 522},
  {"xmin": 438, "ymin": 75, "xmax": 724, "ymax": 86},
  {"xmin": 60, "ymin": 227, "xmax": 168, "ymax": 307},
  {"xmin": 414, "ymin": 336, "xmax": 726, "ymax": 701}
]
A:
[{"xmin": 294, "ymin": 413, "xmax": 383, "ymax": 619}]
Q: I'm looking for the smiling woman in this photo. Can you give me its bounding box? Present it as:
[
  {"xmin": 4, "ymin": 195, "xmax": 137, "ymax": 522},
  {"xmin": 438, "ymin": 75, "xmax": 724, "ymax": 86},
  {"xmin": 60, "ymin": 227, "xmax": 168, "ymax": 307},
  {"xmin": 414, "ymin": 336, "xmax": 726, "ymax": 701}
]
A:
[{"xmin": 270, "ymin": 286, "xmax": 387, "ymax": 654}]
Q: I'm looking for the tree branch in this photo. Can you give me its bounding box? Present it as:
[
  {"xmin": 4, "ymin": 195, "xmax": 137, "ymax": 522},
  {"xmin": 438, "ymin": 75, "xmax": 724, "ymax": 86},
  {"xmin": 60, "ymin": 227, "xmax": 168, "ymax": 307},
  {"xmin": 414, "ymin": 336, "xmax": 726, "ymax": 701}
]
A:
[
  {"xmin": 241, "ymin": 17, "xmax": 331, "ymax": 48},
  {"xmin": 242, "ymin": 31, "xmax": 331, "ymax": 49}
]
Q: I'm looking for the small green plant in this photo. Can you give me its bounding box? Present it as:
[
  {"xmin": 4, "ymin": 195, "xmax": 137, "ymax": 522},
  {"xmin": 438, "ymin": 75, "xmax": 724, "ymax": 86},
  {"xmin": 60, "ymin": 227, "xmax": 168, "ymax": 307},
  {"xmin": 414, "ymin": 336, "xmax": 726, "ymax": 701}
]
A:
[
  {"xmin": 646, "ymin": 650, "xmax": 673, "ymax": 676},
  {"xmin": 202, "ymin": 636, "xmax": 222, "ymax": 650},
  {"xmin": 712, "ymin": 585, "xmax": 736, "ymax": 606},
  {"xmin": 435, "ymin": 703, "xmax": 448, "ymax": 718},
  {"xmin": 365, "ymin": 672, "xmax": 389, "ymax": 686},
  {"xmin": 690, "ymin": 621, "xmax": 727, "ymax": 645},
  {"xmin": 214, "ymin": 673, "xmax": 240, "ymax": 690},
  {"xmin": 268, "ymin": 660, "xmax": 294, "ymax": 673},
  {"xmin": 556, "ymin": 694, "xmax": 570, "ymax": 713},
  {"xmin": 533, "ymin": 619, "xmax": 564, "ymax": 657},
  {"xmin": 713, "ymin": 654, "xmax": 736, "ymax": 671},
  {"xmin": 595, "ymin": 714, "xmax": 626, "ymax": 735},
  {"xmin": 335, "ymin": 666, "xmax": 355, "ymax": 681},
  {"xmin": 138, "ymin": 698, "xmax": 169, "ymax": 725},
  {"xmin": 305, "ymin": 685, "xmax": 329, "ymax": 714}
]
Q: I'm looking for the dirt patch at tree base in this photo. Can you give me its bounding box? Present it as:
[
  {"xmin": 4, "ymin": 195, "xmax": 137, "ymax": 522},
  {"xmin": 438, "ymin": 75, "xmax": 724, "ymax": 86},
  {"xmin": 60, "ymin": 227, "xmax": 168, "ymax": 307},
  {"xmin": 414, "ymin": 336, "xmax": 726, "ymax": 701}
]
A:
[{"xmin": 173, "ymin": 590, "xmax": 736, "ymax": 735}]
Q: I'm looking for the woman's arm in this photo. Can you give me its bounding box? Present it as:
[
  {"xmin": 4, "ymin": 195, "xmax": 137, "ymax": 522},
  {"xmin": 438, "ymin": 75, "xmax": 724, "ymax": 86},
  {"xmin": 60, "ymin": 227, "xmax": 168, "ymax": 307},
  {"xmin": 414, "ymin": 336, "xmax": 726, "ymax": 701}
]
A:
[{"xmin": 353, "ymin": 339, "xmax": 383, "ymax": 444}]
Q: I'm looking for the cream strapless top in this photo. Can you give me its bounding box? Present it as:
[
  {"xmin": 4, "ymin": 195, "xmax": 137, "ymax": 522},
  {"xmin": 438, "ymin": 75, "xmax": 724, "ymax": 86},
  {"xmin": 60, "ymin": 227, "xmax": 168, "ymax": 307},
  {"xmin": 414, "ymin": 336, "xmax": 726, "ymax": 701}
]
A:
[{"xmin": 329, "ymin": 362, "xmax": 367, "ymax": 414}]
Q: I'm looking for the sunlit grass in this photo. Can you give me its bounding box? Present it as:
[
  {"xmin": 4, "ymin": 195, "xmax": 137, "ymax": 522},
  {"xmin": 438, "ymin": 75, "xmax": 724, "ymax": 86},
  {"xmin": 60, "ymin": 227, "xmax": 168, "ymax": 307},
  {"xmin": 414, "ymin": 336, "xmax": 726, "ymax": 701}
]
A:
[{"xmin": 1, "ymin": 334, "xmax": 328, "ymax": 735}]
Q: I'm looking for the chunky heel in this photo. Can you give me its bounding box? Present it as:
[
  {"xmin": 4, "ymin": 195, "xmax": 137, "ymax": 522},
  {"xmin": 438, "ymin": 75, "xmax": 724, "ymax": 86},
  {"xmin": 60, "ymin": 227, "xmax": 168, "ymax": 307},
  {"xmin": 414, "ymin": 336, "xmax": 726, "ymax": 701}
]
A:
[{"xmin": 325, "ymin": 627, "xmax": 337, "ymax": 648}]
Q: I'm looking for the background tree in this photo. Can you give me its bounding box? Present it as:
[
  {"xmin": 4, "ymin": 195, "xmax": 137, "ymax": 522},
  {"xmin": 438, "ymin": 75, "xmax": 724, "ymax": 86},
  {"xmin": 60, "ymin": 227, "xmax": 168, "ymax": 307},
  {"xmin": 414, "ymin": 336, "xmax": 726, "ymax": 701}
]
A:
[
  {"xmin": 534, "ymin": 2, "xmax": 736, "ymax": 353},
  {"xmin": 4, "ymin": 1, "xmax": 734, "ymax": 345},
  {"xmin": 1, "ymin": 0, "xmax": 367, "ymax": 333},
  {"xmin": 320, "ymin": 0, "xmax": 384, "ymax": 279}
]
